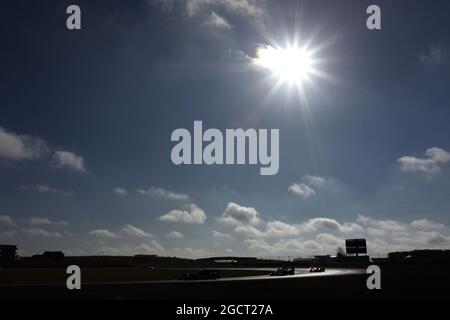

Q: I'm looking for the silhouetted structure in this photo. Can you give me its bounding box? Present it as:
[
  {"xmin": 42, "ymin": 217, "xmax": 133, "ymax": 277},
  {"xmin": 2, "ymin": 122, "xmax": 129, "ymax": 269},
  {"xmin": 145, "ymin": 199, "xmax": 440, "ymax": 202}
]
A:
[
  {"xmin": 387, "ymin": 250, "xmax": 450, "ymax": 264},
  {"xmin": 0, "ymin": 244, "xmax": 17, "ymax": 265},
  {"xmin": 345, "ymin": 239, "xmax": 367, "ymax": 256},
  {"xmin": 313, "ymin": 255, "xmax": 332, "ymax": 264},
  {"xmin": 43, "ymin": 251, "xmax": 65, "ymax": 262}
]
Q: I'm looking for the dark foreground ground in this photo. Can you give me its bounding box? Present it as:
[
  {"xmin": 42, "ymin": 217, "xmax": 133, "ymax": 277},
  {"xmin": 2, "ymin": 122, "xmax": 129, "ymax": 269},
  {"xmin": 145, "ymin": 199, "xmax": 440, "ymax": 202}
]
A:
[{"xmin": 1, "ymin": 265, "xmax": 450, "ymax": 300}]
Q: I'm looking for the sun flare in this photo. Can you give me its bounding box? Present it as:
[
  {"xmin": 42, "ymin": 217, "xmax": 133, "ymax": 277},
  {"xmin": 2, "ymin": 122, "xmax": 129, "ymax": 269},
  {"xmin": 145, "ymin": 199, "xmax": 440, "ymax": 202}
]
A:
[{"xmin": 253, "ymin": 45, "xmax": 315, "ymax": 85}]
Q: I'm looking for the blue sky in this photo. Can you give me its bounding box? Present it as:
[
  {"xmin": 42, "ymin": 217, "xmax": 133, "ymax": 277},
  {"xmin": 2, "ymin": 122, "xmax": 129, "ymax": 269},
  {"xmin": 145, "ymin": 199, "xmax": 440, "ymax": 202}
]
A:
[{"xmin": 1, "ymin": 0, "xmax": 450, "ymax": 257}]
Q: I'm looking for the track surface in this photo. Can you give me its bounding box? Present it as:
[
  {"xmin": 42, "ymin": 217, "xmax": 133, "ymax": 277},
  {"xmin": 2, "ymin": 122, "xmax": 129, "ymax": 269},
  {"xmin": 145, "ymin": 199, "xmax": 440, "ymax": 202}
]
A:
[{"xmin": 1, "ymin": 267, "xmax": 371, "ymax": 300}]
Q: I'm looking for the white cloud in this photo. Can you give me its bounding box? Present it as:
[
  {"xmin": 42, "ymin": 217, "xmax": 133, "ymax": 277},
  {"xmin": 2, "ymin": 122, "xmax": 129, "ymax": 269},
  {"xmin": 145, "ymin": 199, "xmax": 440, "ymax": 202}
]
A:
[
  {"xmin": 419, "ymin": 45, "xmax": 445, "ymax": 65},
  {"xmin": 288, "ymin": 175, "xmax": 333, "ymax": 199},
  {"xmin": 0, "ymin": 215, "xmax": 16, "ymax": 226},
  {"xmin": 153, "ymin": 0, "xmax": 265, "ymax": 29},
  {"xmin": 21, "ymin": 184, "xmax": 73, "ymax": 196},
  {"xmin": 185, "ymin": 0, "xmax": 264, "ymax": 19},
  {"xmin": 410, "ymin": 219, "xmax": 445, "ymax": 230},
  {"xmin": 0, "ymin": 126, "xmax": 48, "ymax": 161},
  {"xmin": 227, "ymin": 216, "xmax": 364, "ymax": 239},
  {"xmin": 0, "ymin": 126, "xmax": 89, "ymax": 174},
  {"xmin": 202, "ymin": 10, "xmax": 232, "ymax": 30},
  {"xmin": 159, "ymin": 204, "xmax": 206, "ymax": 224},
  {"xmin": 242, "ymin": 213, "xmax": 450, "ymax": 256},
  {"xmin": 298, "ymin": 217, "xmax": 364, "ymax": 235},
  {"xmin": 219, "ymin": 202, "xmax": 261, "ymax": 226},
  {"xmin": 166, "ymin": 230, "xmax": 185, "ymax": 239},
  {"xmin": 90, "ymin": 229, "xmax": 118, "ymax": 238},
  {"xmin": 288, "ymin": 183, "xmax": 315, "ymax": 199},
  {"xmin": 397, "ymin": 147, "xmax": 450, "ymax": 176},
  {"xmin": 303, "ymin": 175, "xmax": 333, "ymax": 187},
  {"xmin": 22, "ymin": 228, "xmax": 62, "ymax": 238},
  {"xmin": 251, "ymin": 44, "xmax": 278, "ymax": 70},
  {"xmin": 212, "ymin": 230, "xmax": 233, "ymax": 240},
  {"xmin": 114, "ymin": 188, "xmax": 128, "ymax": 196},
  {"xmin": 28, "ymin": 217, "xmax": 68, "ymax": 226},
  {"xmin": 303, "ymin": 217, "xmax": 341, "ymax": 231},
  {"xmin": 53, "ymin": 150, "xmax": 87, "ymax": 173},
  {"xmin": 234, "ymin": 225, "xmax": 264, "ymax": 237},
  {"xmin": 215, "ymin": 201, "xmax": 450, "ymax": 255},
  {"xmin": 121, "ymin": 224, "xmax": 153, "ymax": 238},
  {"xmin": 244, "ymin": 238, "xmax": 330, "ymax": 256},
  {"xmin": 358, "ymin": 215, "xmax": 450, "ymax": 252},
  {"xmin": 264, "ymin": 220, "xmax": 300, "ymax": 237},
  {"xmin": 366, "ymin": 227, "xmax": 387, "ymax": 238},
  {"xmin": 138, "ymin": 187, "xmax": 189, "ymax": 201},
  {"xmin": 357, "ymin": 215, "xmax": 408, "ymax": 233}
]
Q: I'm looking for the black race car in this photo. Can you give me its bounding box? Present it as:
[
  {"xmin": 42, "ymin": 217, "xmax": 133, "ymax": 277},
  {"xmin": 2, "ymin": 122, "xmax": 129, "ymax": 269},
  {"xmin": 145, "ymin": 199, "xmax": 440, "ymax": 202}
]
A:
[
  {"xmin": 270, "ymin": 267, "xmax": 295, "ymax": 276},
  {"xmin": 309, "ymin": 266, "xmax": 325, "ymax": 273}
]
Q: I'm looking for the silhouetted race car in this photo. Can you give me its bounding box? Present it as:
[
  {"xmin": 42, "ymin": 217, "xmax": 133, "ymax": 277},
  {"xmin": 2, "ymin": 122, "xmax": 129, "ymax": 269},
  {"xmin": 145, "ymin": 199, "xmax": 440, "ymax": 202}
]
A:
[
  {"xmin": 309, "ymin": 267, "xmax": 325, "ymax": 273},
  {"xmin": 179, "ymin": 269, "xmax": 220, "ymax": 280},
  {"xmin": 270, "ymin": 267, "xmax": 295, "ymax": 276}
]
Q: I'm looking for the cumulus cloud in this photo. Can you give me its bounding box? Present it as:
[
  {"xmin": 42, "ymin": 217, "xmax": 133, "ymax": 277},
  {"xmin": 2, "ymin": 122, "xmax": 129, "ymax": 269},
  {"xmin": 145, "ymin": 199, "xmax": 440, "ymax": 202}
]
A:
[
  {"xmin": 212, "ymin": 230, "xmax": 234, "ymax": 240},
  {"xmin": 264, "ymin": 220, "xmax": 301, "ymax": 237},
  {"xmin": 28, "ymin": 217, "xmax": 68, "ymax": 226},
  {"xmin": 244, "ymin": 238, "xmax": 326, "ymax": 257},
  {"xmin": 397, "ymin": 147, "xmax": 450, "ymax": 176},
  {"xmin": 234, "ymin": 225, "xmax": 264, "ymax": 237},
  {"xmin": 0, "ymin": 126, "xmax": 88, "ymax": 173},
  {"xmin": 114, "ymin": 188, "xmax": 128, "ymax": 196},
  {"xmin": 288, "ymin": 175, "xmax": 333, "ymax": 199},
  {"xmin": 356, "ymin": 215, "xmax": 450, "ymax": 253},
  {"xmin": 22, "ymin": 228, "xmax": 62, "ymax": 238},
  {"xmin": 90, "ymin": 229, "xmax": 118, "ymax": 238},
  {"xmin": 410, "ymin": 219, "xmax": 445, "ymax": 230},
  {"xmin": 21, "ymin": 184, "xmax": 73, "ymax": 196},
  {"xmin": 0, "ymin": 126, "xmax": 48, "ymax": 161},
  {"xmin": 0, "ymin": 214, "xmax": 16, "ymax": 226},
  {"xmin": 159, "ymin": 204, "xmax": 206, "ymax": 224},
  {"xmin": 357, "ymin": 215, "xmax": 412, "ymax": 234},
  {"xmin": 303, "ymin": 175, "xmax": 333, "ymax": 187},
  {"xmin": 53, "ymin": 150, "xmax": 87, "ymax": 173},
  {"xmin": 121, "ymin": 224, "xmax": 153, "ymax": 238},
  {"xmin": 251, "ymin": 44, "xmax": 278, "ymax": 70},
  {"xmin": 229, "ymin": 216, "xmax": 363, "ymax": 239},
  {"xmin": 219, "ymin": 202, "xmax": 261, "ymax": 226},
  {"xmin": 218, "ymin": 203, "xmax": 359, "ymax": 239},
  {"xmin": 138, "ymin": 187, "xmax": 189, "ymax": 201},
  {"xmin": 243, "ymin": 214, "xmax": 450, "ymax": 257},
  {"xmin": 298, "ymin": 218, "xmax": 364, "ymax": 235},
  {"xmin": 166, "ymin": 230, "xmax": 185, "ymax": 239},
  {"xmin": 288, "ymin": 183, "xmax": 315, "ymax": 199},
  {"xmin": 216, "ymin": 202, "xmax": 450, "ymax": 256}
]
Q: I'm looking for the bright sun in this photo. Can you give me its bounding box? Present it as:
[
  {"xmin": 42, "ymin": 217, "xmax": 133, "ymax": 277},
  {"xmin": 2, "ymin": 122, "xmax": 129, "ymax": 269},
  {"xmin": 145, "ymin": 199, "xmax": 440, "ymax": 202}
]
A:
[{"xmin": 253, "ymin": 45, "xmax": 314, "ymax": 85}]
